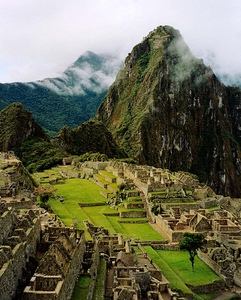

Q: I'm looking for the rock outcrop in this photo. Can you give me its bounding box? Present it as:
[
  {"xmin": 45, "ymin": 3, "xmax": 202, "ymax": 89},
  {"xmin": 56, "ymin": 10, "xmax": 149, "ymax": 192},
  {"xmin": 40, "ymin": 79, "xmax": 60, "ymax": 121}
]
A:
[
  {"xmin": 0, "ymin": 102, "xmax": 48, "ymax": 151},
  {"xmin": 96, "ymin": 26, "xmax": 241, "ymax": 197}
]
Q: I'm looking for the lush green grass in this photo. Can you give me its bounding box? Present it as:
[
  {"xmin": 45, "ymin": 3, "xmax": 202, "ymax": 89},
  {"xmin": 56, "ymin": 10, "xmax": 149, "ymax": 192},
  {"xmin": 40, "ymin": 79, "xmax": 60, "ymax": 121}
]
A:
[
  {"xmin": 128, "ymin": 196, "xmax": 142, "ymax": 201},
  {"xmin": 38, "ymin": 176, "xmax": 165, "ymax": 241},
  {"xmin": 107, "ymin": 217, "xmax": 164, "ymax": 241},
  {"xmin": 53, "ymin": 178, "xmax": 107, "ymax": 203},
  {"xmin": 99, "ymin": 170, "xmax": 117, "ymax": 178},
  {"xmin": 71, "ymin": 275, "xmax": 91, "ymax": 300},
  {"xmin": 142, "ymin": 246, "xmax": 192, "ymax": 294},
  {"xmin": 207, "ymin": 206, "xmax": 220, "ymax": 211},
  {"xmin": 156, "ymin": 250, "xmax": 221, "ymax": 285},
  {"xmin": 197, "ymin": 292, "xmax": 219, "ymax": 300}
]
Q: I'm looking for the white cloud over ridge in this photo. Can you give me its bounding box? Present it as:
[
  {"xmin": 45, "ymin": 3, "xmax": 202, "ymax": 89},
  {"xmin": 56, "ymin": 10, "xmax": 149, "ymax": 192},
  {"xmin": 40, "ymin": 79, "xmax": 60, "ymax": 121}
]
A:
[
  {"xmin": 32, "ymin": 52, "xmax": 122, "ymax": 95},
  {"xmin": 0, "ymin": 0, "xmax": 240, "ymax": 86}
]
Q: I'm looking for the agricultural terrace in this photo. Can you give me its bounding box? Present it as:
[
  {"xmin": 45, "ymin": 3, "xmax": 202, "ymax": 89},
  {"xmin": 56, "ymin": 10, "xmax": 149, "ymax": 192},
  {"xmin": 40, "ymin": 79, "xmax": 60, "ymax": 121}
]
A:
[
  {"xmin": 142, "ymin": 246, "xmax": 222, "ymax": 299},
  {"xmin": 44, "ymin": 176, "xmax": 164, "ymax": 241}
]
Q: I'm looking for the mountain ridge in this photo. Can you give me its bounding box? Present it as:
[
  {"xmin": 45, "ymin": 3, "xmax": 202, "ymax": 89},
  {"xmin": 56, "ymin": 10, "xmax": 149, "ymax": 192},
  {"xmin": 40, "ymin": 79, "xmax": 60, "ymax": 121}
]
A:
[
  {"xmin": 0, "ymin": 52, "xmax": 122, "ymax": 135},
  {"xmin": 96, "ymin": 25, "xmax": 241, "ymax": 197}
]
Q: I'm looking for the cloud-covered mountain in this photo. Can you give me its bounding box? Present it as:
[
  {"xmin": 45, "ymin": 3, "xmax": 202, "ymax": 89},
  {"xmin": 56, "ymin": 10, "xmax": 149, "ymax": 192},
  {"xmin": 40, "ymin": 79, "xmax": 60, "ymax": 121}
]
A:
[{"xmin": 0, "ymin": 51, "xmax": 122, "ymax": 135}]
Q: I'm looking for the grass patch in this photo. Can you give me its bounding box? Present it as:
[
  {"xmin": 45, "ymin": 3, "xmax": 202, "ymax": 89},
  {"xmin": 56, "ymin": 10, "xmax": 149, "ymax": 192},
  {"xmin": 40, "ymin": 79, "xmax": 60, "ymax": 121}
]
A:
[
  {"xmin": 39, "ymin": 176, "xmax": 165, "ymax": 241},
  {"xmin": 99, "ymin": 170, "xmax": 117, "ymax": 178},
  {"xmin": 107, "ymin": 217, "xmax": 164, "ymax": 241},
  {"xmin": 142, "ymin": 246, "xmax": 192, "ymax": 294},
  {"xmin": 207, "ymin": 206, "xmax": 220, "ymax": 211},
  {"xmin": 155, "ymin": 250, "xmax": 221, "ymax": 285},
  {"xmin": 53, "ymin": 178, "xmax": 107, "ymax": 203},
  {"xmin": 128, "ymin": 196, "xmax": 142, "ymax": 200},
  {"xmin": 71, "ymin": 275, "xmax": 91, "ymax": 300},
  {"xmin": 197, "ymin": 292, "xmax": 219, "ymax": 300}
]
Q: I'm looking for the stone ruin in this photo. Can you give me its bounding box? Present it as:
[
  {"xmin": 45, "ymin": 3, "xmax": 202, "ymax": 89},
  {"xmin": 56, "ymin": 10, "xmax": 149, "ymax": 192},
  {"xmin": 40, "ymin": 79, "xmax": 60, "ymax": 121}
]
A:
[
  {"xmin": 76, "ymin": 161, "xmax": 241, "ymax": 292},
  {"xmin": 82, "ymin": 221, "xmax": 173, "ymax": 300},
  {"xmin": 0, "ymin": 201, "xmax": 41, "ymax": 299},
  {"xmin": 23, "ymin": 226, "xmax": 85, "ymax": 300}
]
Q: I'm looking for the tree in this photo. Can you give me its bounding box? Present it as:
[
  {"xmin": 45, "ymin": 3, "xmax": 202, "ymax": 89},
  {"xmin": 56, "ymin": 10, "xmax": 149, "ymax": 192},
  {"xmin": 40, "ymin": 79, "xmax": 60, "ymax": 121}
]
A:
[
  {"xmin": 34, "ymin": 185, "xmax": 56, "ymax": 210},
  {"xmin": 179, "ymin": 232, "xmax": 207, "ymax": 272}
]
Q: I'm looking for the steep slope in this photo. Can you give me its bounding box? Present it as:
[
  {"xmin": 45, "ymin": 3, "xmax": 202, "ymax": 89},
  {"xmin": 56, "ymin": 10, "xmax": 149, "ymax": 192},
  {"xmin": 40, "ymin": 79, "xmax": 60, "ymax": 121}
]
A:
[
  {"xmin": 0, "ymin": 102, "xmax": 48, "ymax": 151},
  {"xmin": 96, "ymin": 26, "xmax": 241, "ymax": 197},
  {"xmin": 0, "ymin": 102, "xmax": 67, "ymax": 172},
  {"xmin": 0, "ymin": 103, "xmax": 124, "ymax": 173},
  {"xmin": 54, "ymin": 119, "xmax": 125, "ymax": 158},
  {"xmin": 0, "ymin": 51, "xmax": 121, "ymax": 135}
]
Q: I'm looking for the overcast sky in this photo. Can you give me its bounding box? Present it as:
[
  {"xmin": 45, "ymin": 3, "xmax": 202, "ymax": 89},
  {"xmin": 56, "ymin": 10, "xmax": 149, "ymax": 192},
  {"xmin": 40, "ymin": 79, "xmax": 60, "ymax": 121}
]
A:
[{"xmin": 0, "ymin": 0, "xmax": 240, "ymax": 84}]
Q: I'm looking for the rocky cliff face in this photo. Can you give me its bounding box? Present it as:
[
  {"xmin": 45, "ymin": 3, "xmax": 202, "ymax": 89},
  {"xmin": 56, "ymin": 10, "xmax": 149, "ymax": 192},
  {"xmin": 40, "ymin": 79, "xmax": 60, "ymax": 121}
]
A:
[{"xmin": 96, "ymin": 26, "xmax": 241, "ymax": 197}]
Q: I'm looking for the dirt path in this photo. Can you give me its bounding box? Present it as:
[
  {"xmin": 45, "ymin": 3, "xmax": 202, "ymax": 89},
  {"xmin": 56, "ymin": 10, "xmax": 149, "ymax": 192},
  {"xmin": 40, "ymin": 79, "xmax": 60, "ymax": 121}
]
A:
[
  {"xmin": 213, "ymin": 291, "xmax": 237, "ymax": 300},
  {"xmin": 106, "ymin": 266, "xmax": 114, "ymax": 297}
]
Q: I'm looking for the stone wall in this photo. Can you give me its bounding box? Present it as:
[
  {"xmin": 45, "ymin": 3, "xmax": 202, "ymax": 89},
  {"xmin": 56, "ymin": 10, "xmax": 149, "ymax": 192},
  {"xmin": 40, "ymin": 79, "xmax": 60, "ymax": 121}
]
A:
[
  {"xmin": 24, "ymin": 216, "xmax": 41, "ymax": 258},
  {"xmin": 0, "ymin": 210, "xmax": 41, "ymax": 300},
  {"xmin": 197, "ymin": 250, "xmax": 226, "ymax": 281},
  {"xmin": 118, "ymin": 220, "xmax": 148, "ymax": 224},
  {"xmin": 161, "ymin": 203, "xmax": 200, "ymax": 212},
  {"xmin": 23, "ymin": 230, "xmax": 86, "ymax": 300},
  {"xmin": 0, "ymin": 210, "xmax": 15, "ymax": 244},
  {"xmin": 198, "ymin": 198, "xmax": 218, "ymax": 209},
  {"xmin": 86, "ymin": 243, "xmax": 100, "ymax": 300},
  {"xmin": 187, "ymin": 281, "xmax": 225, "ymax": 294},
  {"xmin": 152, "ymin": 244, "xmax": 180, "ymax": 251},
  {"xmin": 0, "ymin": 243, "xmax": 25, "ymax": 300},
  {"xmin": 59, "ymin": 234, "xmax": 86, "ymax": 300},
  {"xmin": 119, "ymin": 210, "xmax": 146, "ymax": 218},
  {"xmin": 83, "ymin": 161, "xmax": 109, "ymax": 170},
  {"xmin": 234, "ymin": 271, "xmax": 241, "ymax": 287}
]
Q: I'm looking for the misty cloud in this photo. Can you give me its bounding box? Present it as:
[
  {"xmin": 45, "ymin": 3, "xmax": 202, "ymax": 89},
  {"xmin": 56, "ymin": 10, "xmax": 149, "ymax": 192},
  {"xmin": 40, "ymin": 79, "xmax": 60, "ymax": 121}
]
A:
[
  {"xmin": 32, "ymin": 53, "xmax": 122, "ymax": 96},
  {"xmin": 0, "ymin": 0, "xmax": 240, "ymax": 86}
]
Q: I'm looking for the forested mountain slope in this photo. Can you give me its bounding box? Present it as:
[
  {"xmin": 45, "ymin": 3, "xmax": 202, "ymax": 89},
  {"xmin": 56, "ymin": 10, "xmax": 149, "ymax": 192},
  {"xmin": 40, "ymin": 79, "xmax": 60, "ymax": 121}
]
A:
[{"xmin": 96, "ymin": 26, "xmax": 241, "ymax": 197}]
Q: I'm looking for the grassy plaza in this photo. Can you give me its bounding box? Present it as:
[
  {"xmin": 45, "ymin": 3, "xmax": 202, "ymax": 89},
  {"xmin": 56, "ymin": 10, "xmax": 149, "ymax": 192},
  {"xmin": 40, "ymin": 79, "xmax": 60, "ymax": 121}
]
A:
[
  {"xmin": 48, "ymin": 177, "xmax": 163, "ymax": 241},
  {"xmin": 35, "ymin": 169, "xmax": 223, "ymax": 298}
]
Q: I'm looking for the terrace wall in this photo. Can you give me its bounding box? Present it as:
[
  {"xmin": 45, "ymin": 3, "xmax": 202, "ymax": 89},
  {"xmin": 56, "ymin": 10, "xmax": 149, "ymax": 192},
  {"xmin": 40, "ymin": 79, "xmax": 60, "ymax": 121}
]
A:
[
  {"xmin": 197, "ymin": 250, "xmax": 226, "ymax": 281},
  {"xmin": 119, "ymin": 210, "xmax": 146, "ymax": 218},
  {"xmin": 187, "ymin": 281, "xmax": 225, "ymax": 294}
]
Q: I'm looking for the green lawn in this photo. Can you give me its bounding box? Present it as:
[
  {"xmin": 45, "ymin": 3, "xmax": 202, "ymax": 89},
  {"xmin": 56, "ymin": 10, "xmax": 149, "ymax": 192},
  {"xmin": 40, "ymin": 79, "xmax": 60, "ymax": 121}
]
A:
[
  {"xmin": 46, "ymin": 177, "xmax": 164, "ymax": 241},
  {"xmin": 53, "ymin": 178, "xmax": 107, "ymax": 203},
  {"xmin": 142, "ymin": 246, "xmax": 192, "ymax": 294},
  {"xmin": 71, "ymin": 275, "xmax": 91, "ymax": 300},
  {"xmin": 156, "ymin": 250, "xmax": 221, "ymax": 285},
  {"xmin": 99, "ymin": 169, "xmax": 117, "ymax": 178},
  {"xmin": 142, "ymin": 246, "xmax": 222, "ymax": 293}
]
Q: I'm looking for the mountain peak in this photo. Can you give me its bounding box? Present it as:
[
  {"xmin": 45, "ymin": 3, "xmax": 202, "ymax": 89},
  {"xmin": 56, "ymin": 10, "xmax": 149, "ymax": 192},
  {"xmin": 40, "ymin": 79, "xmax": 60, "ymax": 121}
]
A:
[
  {"xmin": 96, "ymin": 25, "xmax": 241, "ymax": 197},
  {"xmin": 0, "ymin": 102, "xmax": 48, "ymax": 151}
]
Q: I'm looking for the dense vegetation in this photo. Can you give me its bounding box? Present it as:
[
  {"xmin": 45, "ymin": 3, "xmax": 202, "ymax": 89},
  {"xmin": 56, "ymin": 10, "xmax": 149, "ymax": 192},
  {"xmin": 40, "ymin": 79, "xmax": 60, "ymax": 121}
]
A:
[{"xmin": 0, "ymin": 51, "xmax": 120, "ymax": 135}]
